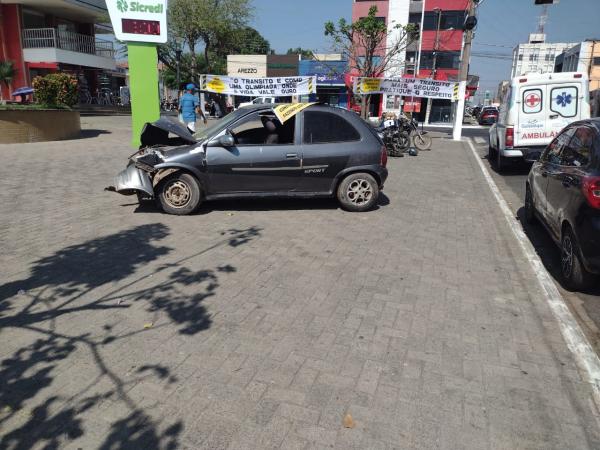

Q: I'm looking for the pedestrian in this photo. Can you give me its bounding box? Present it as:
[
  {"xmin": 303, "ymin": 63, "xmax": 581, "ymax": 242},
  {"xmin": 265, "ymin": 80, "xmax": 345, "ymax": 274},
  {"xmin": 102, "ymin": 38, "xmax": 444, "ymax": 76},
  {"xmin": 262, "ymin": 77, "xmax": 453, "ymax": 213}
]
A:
[{"xmin": 179, "ymin": 83, "xmax": 206, "ymax": 134}]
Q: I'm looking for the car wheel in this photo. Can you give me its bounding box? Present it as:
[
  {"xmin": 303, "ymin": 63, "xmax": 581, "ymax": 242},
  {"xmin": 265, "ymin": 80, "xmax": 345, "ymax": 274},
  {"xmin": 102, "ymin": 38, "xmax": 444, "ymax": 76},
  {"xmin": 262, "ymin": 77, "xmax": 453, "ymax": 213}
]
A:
[
  {"xmin": 488, "ymin": 139, "xmax": 497, "ymax": 160},
  {"xmin": 524, "ymin": 185, "xmax": 537, "ymax": 224},
  {"xmin": 496, "ymin": 149, "xmax": 506, "ymax": 172},
  {"xmin": 561, "ymin": 227, "xmax": 594, "ymax": 291},
  {"xmin": 412, "ymin": 133, "xmax": 432, "ymax": 151},
  {"xmin": 157, "ymin": 172, "xmax": 202, "ymax": 215},
  {"xmin": 337, "ymin": 173, "xmax": 379, "ymax": 212}
]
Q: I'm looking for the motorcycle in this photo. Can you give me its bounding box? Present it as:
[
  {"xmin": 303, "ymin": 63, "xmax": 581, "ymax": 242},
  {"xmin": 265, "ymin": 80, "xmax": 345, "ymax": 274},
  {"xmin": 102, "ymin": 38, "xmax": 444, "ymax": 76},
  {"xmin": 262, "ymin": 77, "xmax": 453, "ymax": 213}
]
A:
[
  {"xmin": 399, "ymin": 116, "xmax": 432, "ymax": 151},
  {"xmin": 374, "ymin": 117, "xmax": 409, "ymax": 157}
]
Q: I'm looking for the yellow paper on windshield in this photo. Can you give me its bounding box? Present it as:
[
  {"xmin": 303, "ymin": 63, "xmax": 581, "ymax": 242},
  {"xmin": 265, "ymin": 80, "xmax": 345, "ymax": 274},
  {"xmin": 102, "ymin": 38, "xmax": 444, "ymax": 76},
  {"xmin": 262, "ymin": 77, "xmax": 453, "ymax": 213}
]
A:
[{"xmin": 273, "ymin": 103, "xmax": 316, "ymax": 124}]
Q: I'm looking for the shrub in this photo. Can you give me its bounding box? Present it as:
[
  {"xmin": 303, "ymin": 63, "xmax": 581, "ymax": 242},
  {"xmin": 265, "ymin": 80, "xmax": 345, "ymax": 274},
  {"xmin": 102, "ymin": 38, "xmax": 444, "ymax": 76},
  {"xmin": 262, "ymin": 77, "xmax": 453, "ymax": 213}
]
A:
[{"xmin": 32, "ymin": 73, "xmax": 78, "ymax": 108}]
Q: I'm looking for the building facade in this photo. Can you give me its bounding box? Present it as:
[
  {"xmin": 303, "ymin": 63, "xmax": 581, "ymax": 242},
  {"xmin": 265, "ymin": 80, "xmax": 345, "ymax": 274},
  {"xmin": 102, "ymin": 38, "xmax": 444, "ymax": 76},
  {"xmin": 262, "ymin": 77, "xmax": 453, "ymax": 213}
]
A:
[
  {"xmin": 511, "ymin": 34, "xmax": 577, "ymax": 78},
  {"xmin": 0, "ymin": 0, "xmax": 118, "ymax": 101},
  {"xmin": 350, "ymin": 0, "xmax": 471, "ymax": 120},
  {"xmin": 554, "ymin": 40, "xmax": 600, "ymax": 117},
  {"xmin": 299, "ymin": 59, "xmax": 348, "ymax": 108}
]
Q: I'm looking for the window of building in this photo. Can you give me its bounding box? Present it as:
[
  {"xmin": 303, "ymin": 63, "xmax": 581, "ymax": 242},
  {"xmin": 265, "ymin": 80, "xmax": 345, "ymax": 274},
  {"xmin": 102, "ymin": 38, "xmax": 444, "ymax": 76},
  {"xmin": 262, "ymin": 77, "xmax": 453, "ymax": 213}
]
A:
[
  {"xmin": 303, "ymin": 112, "xmax": 360, "ymax": 144},
  {"xmin": 421, "ymin": 10, "xmax": 466, "ymax": 31},
  {"xmin": 594, "ymin": 57, "xmax": 600, "ymax": 66},
  {"xmin": 419, "ymin": 51, "xmax": 461, "ymax": 70},
  {"xmin": 518, "ymin": 54, "xmax": 523, "ymax": 61}
]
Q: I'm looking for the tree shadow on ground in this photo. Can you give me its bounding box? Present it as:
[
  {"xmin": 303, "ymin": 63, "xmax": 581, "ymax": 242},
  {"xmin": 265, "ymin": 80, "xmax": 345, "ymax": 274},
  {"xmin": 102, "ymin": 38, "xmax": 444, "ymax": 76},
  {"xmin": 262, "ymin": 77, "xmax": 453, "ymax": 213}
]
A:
[{"xmin": 0, "ymin": 224, "xmax": 262, "ymax": 449}]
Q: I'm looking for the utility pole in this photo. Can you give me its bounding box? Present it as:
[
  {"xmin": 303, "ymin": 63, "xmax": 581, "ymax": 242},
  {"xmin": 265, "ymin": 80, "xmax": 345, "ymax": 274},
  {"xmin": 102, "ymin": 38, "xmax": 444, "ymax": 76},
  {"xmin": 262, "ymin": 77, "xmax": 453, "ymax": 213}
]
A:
[
  {"xmin": 424, "ymin": 7, "xmax": 442, "ymax": 125},
  {"xmin": 452, "ymin": 0, "xmax": 477, "ymax": 141}
]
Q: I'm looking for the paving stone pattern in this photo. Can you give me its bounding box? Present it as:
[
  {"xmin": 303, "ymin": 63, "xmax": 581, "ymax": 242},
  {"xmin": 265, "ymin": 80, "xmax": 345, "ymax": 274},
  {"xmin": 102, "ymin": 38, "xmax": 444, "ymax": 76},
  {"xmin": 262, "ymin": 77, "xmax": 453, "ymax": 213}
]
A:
[{"xmin": 0, "ymin": 117, "xmax": 599, "ymax": 449}]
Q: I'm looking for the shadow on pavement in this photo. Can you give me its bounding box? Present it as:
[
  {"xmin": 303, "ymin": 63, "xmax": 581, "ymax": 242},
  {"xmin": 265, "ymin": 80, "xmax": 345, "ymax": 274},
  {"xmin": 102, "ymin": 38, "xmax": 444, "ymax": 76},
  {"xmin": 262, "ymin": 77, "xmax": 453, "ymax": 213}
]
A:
[
  {"xmin": 131, "ymin": 193, "xmax": 390, "ymax": 214},
  {"xmin": 0, "ymin": 224, "xmax": 262, "ymax": 449},
  {"xmin": 79, "ymin": 129, "xmax": 112, "ymax": 139}
]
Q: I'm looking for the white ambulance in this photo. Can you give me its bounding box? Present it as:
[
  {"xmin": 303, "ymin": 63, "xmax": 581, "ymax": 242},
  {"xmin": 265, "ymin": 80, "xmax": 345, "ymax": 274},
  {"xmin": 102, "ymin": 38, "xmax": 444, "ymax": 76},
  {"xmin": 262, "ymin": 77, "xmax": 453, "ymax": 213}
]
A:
[{"xmin": 488, "ymin": 72, "xmax": 590, "ymax": 171}]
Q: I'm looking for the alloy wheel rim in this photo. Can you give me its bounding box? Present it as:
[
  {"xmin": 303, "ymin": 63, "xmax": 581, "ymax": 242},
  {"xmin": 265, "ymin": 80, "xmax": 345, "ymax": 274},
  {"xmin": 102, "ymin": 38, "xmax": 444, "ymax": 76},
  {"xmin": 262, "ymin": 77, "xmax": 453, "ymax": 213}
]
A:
[
  {"xmin": 347, "ymin": 179, "xmax": 372, "ymax": 205},
  {"xmin": 164, "ymin": 180, "xmax": 191, "ymax": 208},
  {"xmin": 562, "ymin": 236, "xmax": 574, "ymax": 278}
]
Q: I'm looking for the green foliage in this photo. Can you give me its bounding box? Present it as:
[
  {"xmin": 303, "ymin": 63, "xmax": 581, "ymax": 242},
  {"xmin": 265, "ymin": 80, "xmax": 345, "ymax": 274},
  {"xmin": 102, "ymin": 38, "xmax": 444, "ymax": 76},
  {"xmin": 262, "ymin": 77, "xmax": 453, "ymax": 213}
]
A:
[
  {"xmin": 168, "ymin": 0, "xmax": 253, "ymax": 73},
  {"xmin": 324, "ymin": 5, "xmax": 418, "ymax": 117},
  {"xmin": 0, "ymin": 60, "xmax": 16, "ymax": 89},
  {"xmin": 32, "ymin": 73, "xmax": 78, "ymax": 108},
  {"xmin": 286, "ymin": 47, "xmax": 314, "ymax": 60}
]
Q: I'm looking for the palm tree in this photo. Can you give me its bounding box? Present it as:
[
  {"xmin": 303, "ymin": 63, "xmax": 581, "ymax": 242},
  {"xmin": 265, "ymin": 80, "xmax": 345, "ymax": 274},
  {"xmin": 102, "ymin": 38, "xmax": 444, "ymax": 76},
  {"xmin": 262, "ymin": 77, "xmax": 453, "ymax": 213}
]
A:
[{"xmin": 0, "ymin": 60, "xmax": 16, "ymax": 101}]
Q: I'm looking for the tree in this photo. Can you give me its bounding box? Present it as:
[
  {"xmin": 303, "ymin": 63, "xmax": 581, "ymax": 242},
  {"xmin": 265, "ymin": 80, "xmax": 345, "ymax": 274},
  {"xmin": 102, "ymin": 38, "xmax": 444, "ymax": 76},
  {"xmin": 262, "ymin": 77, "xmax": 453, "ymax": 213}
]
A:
[
  {"xmin": 286, "ymin": 47, "xmax": 314, "ymax": 60},
  {"xmin": 325, "ymin": 6, "xmax": 418, "ymax": 118},
  {"xmin": 168, "ymin": 0, "xmax": 252, "ymax": 79},
  {"xmin": 0, "ymin": 60, "xmax": 16, "ymax": 101},
  {"xmin": 228, "ymin": 27, "xmax": 271, "ymax": 55}
]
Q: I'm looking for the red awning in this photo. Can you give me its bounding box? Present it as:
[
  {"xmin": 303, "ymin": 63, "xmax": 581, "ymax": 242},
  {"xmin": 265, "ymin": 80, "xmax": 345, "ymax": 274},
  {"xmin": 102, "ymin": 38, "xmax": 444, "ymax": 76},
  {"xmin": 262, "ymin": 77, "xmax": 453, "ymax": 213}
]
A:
[{"xmin": 27, "ymin": 62, "xmax": 58, "ymax": 69}]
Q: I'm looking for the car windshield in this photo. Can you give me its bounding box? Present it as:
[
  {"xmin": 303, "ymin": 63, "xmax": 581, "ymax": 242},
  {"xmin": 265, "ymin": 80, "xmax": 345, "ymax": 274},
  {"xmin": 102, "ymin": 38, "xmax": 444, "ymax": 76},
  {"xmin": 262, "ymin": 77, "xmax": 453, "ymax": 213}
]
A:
[{"xmin": 194, "ymin": 109, "xmax": 250, "ymax": 142}]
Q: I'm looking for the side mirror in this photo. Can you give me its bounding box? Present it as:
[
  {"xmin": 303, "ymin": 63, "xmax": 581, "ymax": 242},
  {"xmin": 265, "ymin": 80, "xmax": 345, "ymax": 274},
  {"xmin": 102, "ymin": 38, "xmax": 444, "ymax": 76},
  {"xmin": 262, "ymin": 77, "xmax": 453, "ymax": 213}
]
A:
[
  {"xmin": 209, "ymin": 133, "xmax": 235, "ymax": 147},
  {"xmin": 219, "ymin": 134, "xmax": 235, "ymax": 147}
]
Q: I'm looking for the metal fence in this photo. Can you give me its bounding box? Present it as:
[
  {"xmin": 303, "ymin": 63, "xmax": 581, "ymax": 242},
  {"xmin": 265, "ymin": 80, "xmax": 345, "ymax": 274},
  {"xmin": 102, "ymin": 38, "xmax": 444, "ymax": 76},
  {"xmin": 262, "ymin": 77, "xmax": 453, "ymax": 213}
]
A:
[{"xmin": 22, "ymin": 28, "xmax": 114, "ymax": 58}]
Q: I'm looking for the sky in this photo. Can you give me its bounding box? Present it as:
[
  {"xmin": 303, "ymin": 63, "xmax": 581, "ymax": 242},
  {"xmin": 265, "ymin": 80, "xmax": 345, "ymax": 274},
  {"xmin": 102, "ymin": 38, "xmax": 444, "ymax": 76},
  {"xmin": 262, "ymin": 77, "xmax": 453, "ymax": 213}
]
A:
[{"xmin": 251, "ymin": 0, "xmax": 600, "ymax": 103}]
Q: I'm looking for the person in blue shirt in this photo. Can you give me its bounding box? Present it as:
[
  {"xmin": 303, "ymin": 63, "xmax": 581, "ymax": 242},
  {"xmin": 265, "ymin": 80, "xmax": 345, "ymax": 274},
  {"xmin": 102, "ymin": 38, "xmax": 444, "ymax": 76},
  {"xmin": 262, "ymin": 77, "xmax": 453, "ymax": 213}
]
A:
[{"xmin": 179, "ymin": 83, "xmax": 206, "ymax": 133}]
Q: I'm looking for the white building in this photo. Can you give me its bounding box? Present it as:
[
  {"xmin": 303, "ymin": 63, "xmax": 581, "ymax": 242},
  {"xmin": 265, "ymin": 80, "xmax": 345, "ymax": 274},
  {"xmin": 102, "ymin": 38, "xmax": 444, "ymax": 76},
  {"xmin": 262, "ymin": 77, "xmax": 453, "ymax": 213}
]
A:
[{"xmin": 511, "ymin": 34, "xmax": 577, "ymax": 78}]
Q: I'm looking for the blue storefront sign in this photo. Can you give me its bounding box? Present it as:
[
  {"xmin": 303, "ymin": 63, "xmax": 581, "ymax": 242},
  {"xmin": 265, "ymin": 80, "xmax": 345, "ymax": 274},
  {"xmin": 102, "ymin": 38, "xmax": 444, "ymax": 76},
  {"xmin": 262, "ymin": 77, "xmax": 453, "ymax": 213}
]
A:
[
  {"xmin": 299, "ymin": 60, "xmax": 347, "ymax": 86},
  {"xmin": 299, "ymin": 60, "xmax": 348, "ymax": 107}
]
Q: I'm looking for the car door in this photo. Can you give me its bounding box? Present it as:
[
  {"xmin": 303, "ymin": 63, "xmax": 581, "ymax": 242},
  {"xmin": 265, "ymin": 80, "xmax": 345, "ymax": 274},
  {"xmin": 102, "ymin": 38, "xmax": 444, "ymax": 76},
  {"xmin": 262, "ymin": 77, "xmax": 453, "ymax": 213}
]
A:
[
  {"xmin": 296, "ymin": 110, "xmax": 358, "ymax": 193},
  {"xmin": 548, "ymin": 82, "xmax": 581, "ymax": 139},
  {"xmin": 544, "ymin": 127, "xmax": 577, "ymax": 240},
  {"xmin": 547, "ymin": 125, "xmax": 595, "ymax": 237},
  {"xmin": 531, "ymin": 130, "xmax": 570, "ymax": 226},
  {"xmin": 206, "ymin": 110, "xmax": 301, "ymax": 193},
  {"xmin": 516, "ymin": 85, "xmax": 546, "ymax": 148}
]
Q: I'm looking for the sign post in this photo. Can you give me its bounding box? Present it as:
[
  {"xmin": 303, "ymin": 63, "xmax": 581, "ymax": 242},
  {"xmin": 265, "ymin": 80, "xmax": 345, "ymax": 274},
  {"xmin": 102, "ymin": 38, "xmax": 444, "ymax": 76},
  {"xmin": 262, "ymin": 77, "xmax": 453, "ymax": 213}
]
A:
[{"xmin": 106, "ymin": 0, "xmax": 168, "ymax": 147}]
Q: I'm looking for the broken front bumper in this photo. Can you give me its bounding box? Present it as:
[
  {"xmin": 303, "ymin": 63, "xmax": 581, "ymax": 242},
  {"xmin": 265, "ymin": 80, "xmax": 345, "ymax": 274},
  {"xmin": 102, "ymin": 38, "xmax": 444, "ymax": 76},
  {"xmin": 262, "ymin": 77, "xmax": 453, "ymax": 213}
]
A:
[{"xmin": 111, "ymin": 163, "xmax": 154, "ymax": 197}]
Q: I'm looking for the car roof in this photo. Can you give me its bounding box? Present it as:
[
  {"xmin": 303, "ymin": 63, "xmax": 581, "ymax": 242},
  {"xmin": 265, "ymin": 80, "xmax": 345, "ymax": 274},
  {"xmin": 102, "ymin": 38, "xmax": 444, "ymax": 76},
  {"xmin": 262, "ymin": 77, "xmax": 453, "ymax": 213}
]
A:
[{"xmin": 567, "ymin": 117, "xmax": 600, "ymax": 133}]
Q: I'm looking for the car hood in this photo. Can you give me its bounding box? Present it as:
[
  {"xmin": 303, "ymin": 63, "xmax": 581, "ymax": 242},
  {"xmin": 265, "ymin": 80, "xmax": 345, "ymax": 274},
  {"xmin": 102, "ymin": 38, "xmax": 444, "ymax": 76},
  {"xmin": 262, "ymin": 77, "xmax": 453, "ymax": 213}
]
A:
[{"xmin": 140, "ymin": 117, "xmax": 197, "ymax": 147}]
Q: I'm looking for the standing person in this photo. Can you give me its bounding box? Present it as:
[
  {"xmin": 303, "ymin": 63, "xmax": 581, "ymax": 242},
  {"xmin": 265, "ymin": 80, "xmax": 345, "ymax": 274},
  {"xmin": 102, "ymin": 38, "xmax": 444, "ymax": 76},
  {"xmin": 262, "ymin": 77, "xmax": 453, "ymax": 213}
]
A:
[{"xmin": 179, "ymin": 83, "xmax": 206, "ymax": 134}]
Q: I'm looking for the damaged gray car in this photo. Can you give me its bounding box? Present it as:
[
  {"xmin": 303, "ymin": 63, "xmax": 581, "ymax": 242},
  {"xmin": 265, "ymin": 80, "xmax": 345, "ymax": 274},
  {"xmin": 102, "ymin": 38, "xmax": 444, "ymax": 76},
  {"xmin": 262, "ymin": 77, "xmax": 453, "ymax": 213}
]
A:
[{"xmin": 108, "ymin": 104, "xmax": 388, "ymax": 215}]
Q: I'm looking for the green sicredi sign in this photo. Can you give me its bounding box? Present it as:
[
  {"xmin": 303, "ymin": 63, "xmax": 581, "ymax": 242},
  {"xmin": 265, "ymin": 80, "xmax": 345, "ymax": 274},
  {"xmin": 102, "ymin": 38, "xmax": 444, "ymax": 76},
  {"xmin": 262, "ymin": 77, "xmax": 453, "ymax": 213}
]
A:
[{"xmin": 117, "ymin": 0, "xmax": 164, "ymax": 13}]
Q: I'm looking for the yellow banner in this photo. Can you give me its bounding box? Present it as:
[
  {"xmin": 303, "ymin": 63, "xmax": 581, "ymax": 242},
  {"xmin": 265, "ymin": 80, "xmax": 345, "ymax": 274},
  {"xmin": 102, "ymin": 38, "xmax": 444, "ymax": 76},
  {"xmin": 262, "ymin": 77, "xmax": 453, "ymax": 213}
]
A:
[
  {"xmin": 359, "ymin": 78, "xmax": 382, "ymax": 94},
  {"xmin": 273, "ymin": 103, "xmax": 316, "ymax": 124}
]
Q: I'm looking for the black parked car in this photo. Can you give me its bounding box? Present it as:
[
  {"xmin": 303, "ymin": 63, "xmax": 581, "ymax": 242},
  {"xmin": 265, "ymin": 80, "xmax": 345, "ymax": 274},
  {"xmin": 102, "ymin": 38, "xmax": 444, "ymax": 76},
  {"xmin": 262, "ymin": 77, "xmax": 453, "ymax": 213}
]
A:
[
  {"xmin": 110, "ymin": 104, "xmax": 388, "ymax": 215},
  {"xmin": 525, "ymin": 118, "xmax": 600, "ymax": 290}
]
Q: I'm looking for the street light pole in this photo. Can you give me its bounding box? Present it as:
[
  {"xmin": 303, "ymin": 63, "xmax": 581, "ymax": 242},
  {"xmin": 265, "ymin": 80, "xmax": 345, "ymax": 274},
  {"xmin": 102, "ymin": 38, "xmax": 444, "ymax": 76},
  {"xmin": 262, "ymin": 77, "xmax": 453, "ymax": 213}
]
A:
[
  {"xmin": 452, "ymin": 0, "xmax": 477, "ymax": 141},
  {"xmin": 424, "ymin": 8, "xmax": 442, "ymax": 125}
]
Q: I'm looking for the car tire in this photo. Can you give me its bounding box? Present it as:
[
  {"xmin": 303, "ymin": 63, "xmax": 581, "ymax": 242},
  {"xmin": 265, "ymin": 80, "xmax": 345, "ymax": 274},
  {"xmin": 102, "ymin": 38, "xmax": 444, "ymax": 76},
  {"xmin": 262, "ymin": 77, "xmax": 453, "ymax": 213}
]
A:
[
  {"xmin": 496, "ymin": 149, "xmax": 507, "ymax": 172},
  {"xmin": 337, "ymin": 173, "xmax": 379, "ymax": 212},
  {"xmin": 561, "ymin": 227, "xmax": 594, "ymax": 291},
  {"xmin": 524, "ymin": 185, "xmax": 537, "ymax": 224},
  {"xmin": 488, "ymin": 143, "xmax": 497, "ymax": 161},
  {"xmin": 157, "ymin": 172, "xmax": 202, "ymax": 215},
  {"xmin": 412, "ymin": 133, "xmax": 432, "ymax": 151}
]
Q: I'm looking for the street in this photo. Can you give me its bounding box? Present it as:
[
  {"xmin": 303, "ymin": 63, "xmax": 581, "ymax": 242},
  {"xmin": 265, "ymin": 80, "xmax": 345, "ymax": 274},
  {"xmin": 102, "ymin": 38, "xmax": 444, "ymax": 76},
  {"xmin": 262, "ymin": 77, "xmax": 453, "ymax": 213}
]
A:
[{"xmin": 1, "ymin": 117, "xmax": 600, "ymax": 449}]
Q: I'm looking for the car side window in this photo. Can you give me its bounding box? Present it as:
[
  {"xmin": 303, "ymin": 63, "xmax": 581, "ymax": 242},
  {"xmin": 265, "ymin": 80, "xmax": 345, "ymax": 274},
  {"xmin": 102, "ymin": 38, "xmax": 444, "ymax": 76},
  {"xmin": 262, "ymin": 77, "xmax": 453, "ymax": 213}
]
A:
[
  {"xmin": 542, "ymin": 128, "xmax": 575, "ymax": 164},
  {"xmin": 562, "ymin": 126, "xmax": 594, "ymax": 167},
  {"xmin": 303, "ymin": 111, "xmax": 360, "ymax": 144},
  {"xmin": 231, "ymin": 111, "xmax": 295, "ymax": 146}
]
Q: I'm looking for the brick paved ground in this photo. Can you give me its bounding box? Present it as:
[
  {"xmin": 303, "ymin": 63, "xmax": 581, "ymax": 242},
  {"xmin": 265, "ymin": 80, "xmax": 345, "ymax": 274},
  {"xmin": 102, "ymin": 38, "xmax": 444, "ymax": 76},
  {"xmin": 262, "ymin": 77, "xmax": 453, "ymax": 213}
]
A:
[{"xmin": 1, "ymin": 116, "xmax": 599, "ymax": 449}]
